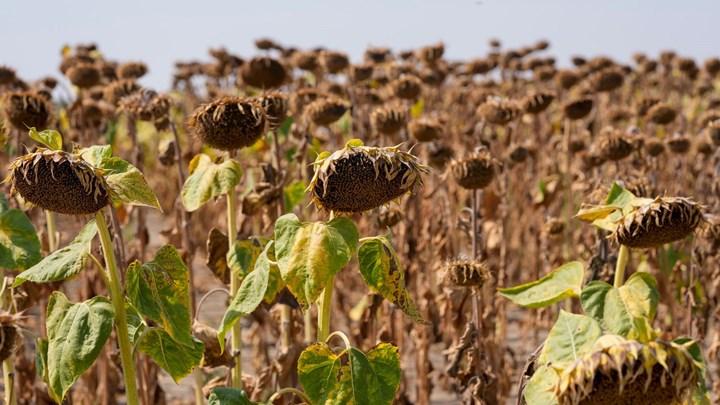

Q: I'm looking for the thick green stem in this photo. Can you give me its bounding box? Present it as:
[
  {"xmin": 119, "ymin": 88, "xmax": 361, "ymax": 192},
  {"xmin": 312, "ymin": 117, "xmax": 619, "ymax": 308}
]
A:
[
  {"xmin": 95, "ymin": 211, "xmax": 139, "ymax": 405},
  {"xmin": 614, "ymin": 245, "xmax": 629, "ymax": 288},
  {"xmin": 227, "ymin": 172, "xmax": 243, "ymax": 389},
  {"xmin": 2, "ymin": 356, "xmax": 15, "ymax": 405},
  {"xmin": 317, "ymin": 275, "xmax": 335, "ymax": 342},
  {"xmin": 45, "ymin": 211, "xmax": 57, "ymax": 252}
]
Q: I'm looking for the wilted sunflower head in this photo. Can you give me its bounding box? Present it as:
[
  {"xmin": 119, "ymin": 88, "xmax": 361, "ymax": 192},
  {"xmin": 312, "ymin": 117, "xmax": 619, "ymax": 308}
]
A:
[
  {"xmin": 305, "ymin": 97, "xmax": 350, "ymax": 126},
  {"xmin": 188, "ymin": 96, "xmax": 267, "ymax": 151},
  {"xmin": 476, "ymin": 98, "xmax": 520, "ymax": 125},
  {"xmin": 0, "ymin": 311, "xmax": 23, "ymax": 363},
  {"xmin": 612, "ymin": 196, "xmax": 703, "ymax": 249},
  {"xmin": 65, "ymin": 63, "xmax": 101, "ymax": 89},
  {"xmin": 2, "ymin": 92, "xmax": 54, "ymax": 131},
  {"xmin": 371, "ymin": 103, "xmax": 408, "ymax": 135},
  {"xmin": 562, "ymin": 97, "xmax": 594, "ymax": 120},
  {"xmin": 258, "ymin": 92, "xmax": 288, "ymax": 131},
  {"xmin": 5, "ymin": 148, "xmax": 110, "ymax": 215},
  {"xmin": 450, "ymin": 149, "xmax": 498, "ymax": 190},
  {"xmin": 308, "ymin": 139, "xmax": 428, "ymax": 213},
  {"xmin": 240, "ymin": 56, "xmax": 287, "ymax": 89},
  {"xmin": 555, "ymin": 336, "xmax": 702, "ymax": 405},
  {"xmin": 408, "ymin": 117, "xmax": 443, "ymax": 142},
  {"xmin": 443, "ymin": 259, "xmax": 489, "ymax": 287}
]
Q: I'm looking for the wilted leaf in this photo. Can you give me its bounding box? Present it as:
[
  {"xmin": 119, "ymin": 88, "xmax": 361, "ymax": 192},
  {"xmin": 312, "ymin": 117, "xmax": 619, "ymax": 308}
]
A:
[
  {"xmin": 126, "ymin": 245, "xmax": 193, "ymax": 346},
  {"xmin": 137, "ymin": 328, "xmax": 204, "ymax": 383},
  {"xmin": 357, "ymin": 236, "xmax": 427, "ymax": 324},
  {"xmin": 0, "ymin": 194, "xmax": 41, "ymax": 270},
  {"xmin": 524, "ymin": 364, "xmax": 559, "ymax": 405},
  {"xmin": 46, "ymin": 292, "xmax": 114, "ymax": 402},
  {"xmin": 298, "ymin": 343, "xmax": 341, "ymax": 405},
  {"xmin": 181, "ymin": 154, "xmax": 242, "ymax": 212},
  {"xmin": 227, "ymin": 237, "xmax": 264, "ymax": 280},
  {"xmin": 206, "ymin": 228, "xmax": 230, "ymax": 284},
  {"xmin": 217, "ymin": 241, "xmax": 273, "ymax": 352},
  {"xmin": 13, "ymin": 220, "xmax": 96, "ymax": 286},
  {"xmin": 79, "ymin": 145, "xmax": 112, "ymax": 167},
  {"xmin": 274, "ymin": 214, "xmax": 359, "ymax": 309},
  {"xmin": 498, "ymin": 262, "xmax": 584, "ymax": 308},
  {"xmin": 539, "ymin": 311, "xmax": 602, "ymax": 365},
  {"xmin": 29, "ymin": 127, "xmax": 62, "ymax": 150},
  {"xmin": 99, "ymin": 157, "xmax": 161, "ymax": 210}
]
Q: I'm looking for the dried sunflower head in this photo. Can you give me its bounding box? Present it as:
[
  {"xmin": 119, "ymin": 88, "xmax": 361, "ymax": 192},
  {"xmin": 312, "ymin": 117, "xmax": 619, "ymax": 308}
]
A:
[
  {"xmin": 612, "ymin": 196, "xmax": 703, "ymax": 248},
  {"xmin": 556, "ymin": 336, "xmax": 702, "ymax": 405},
  {"xmin": 0, "ymin": 66, "xmax": 17, "ymax": 85},
  {"xmin": 666, "ymin": 134, "xmax": 691, "ymax": 154},
  {"xmin": 320, "ymin": 51, "xmax": 350, "ymax": 74},
  {"xmin": 0, "ymin": 311, "xmax": 22, "ymax": 362},
  {"xmin": 599, "ymin": 131, "xmax": 633, "ymax": 161},
  {"xmin": 65, "ymin": 63, "xmax": 101, "ymax": 88},
  {"xmin": 6, "ymin": 148, "xmax": 110, "ymax": 215},
  {"xmin": 371, "ymin": 103, "xmax": 408, "ymax": 135},
  {"xmin": 305, "ymin": 97, "xmax": 350, "ymax": 126},
  {"xmin": 188, "ymin": 96, "xmax": 267, "ymax": 151},
  {"xmin": 258, "ymin": 92, "xmax": 288, "ymax": 131},
  {"xmin": 308, "ymin": 140, "xmax": 428, "ymax": 213},
  {"xmin": 521, "ymin": 92, "xmax": 555, "ymax": 114},
  {"xmin": 443, "ymin": 259, "xmax": 489, "ymax": 287},
  {"xmin": 451, "ymin": 149, "xmax": 497, "ymax": 190},
  {"xmin": 390, "ymin": 75, "xmax": 423, "ymax": 100},
  {"xmin": 647, "ymin": 103, "xmax": 677, "ymax": 125},
  {"xmin": 2, "ymin": 92, "xmax": 54, "ymax": 131},
  {"xmin": 591, "ymin": 67, "xmax": 625, "ymax": 92},
  {"xmin": 103, "ymin": 79, "xmax": 141, "ymax": 106},
  {"xmin": 408, "ymin": 117, "xmax": 443, "ymax": 142},
  {"xmin": 476, "ymin": 98, "xmax": 520, "ymax": 125},
  {"xmin": 562, "ymin": 98, "xmax": 594, "ymax": 120},
  {"xmin": 240, "ymin": 56, "xmax": 287, "ymax": 89}
]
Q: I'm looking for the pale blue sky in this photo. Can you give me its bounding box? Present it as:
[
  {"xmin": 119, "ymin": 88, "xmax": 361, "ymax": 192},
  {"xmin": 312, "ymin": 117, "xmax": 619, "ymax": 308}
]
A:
[{"xmin": 2, "ymin": 0, "xmax": 718, "ymax": 90}]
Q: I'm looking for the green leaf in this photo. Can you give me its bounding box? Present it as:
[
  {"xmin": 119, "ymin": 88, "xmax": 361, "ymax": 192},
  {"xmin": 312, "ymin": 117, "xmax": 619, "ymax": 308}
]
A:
[
  {"xmin": 283, "ymin": 180, "xmax": 306, "ymax": 213},
  {"xmin": 581, "ymin": 273, "xmax": 659, "ymax": 338},
  {"xmin": 227, "ymin": 238, "xmax": 264, "ymax": 280},
  {"xmin": 274, "ymin": 214, "xmax": 359, "ymax": 309},
  {"xmin": 357, "ymin": 237, "xmax": 427, "ymax": 324},
  {"xmin": 298, "ymin": 342, "xmax": 342, "ymax": 405},
  {"xmin": 35, "ymin": 337, "xmax": 49, "ymax": 383},
  {"xmin": 217, "ymin": 242, "xmax": 273, "ymax": 352},
  {"xmin": 580, "ymin": 281, "xmax": 632, "ymax": 336},
  {"xmin": 99, "ymin": 157, "xmax": 161, "ymax": 210},
  {"xmin": 208, "ymin": 388, "xmax": 257, "ymax": 405},
  {"xmin": 255, "ymin": 240, "xmax": 284, "ymax": 303},
  {"xmin": 29, "ymin": 127, "xmax": 62, "ymax": 150},
  {"xmin": 575, "ymin": 182, "xmax": 654, "ymax": 232},
  {"xmin": 524, "ymin": 364, "xmax": 559, "ymax": 405},
  {"xmin": 46, "ymin": 292, "xmax": 114, "ymax": 402},
  {"xmin": 125, "ymin": 304, "xmax": 146, "ymax": 345},
  {"xmin": 126, "ymin": 245, "xmax": 193, "ymax": 346},
  {"xmin": 278, "ymin": 116, "xmax": 293, "ymax": 139},
  {"xmin": 0, "ymin": 197, "xmax": 41, "ymax": 270},
  {"xmin": 13, "ymin": 220, "xmax": 96, "ymax": 286},
  {"xmin": 538, "ymin": 311, "xmax": 602, "ymax": 365},
  {"xmin": 363, "ymin": 343, "xmax": 402, "ymax": 405},
  {"xmin": 181, "ymin": 154, "xmax": 242, "ymax": 212},
  {"xmin": 79, "ymin": 145, "xmax": 112, "ymax": 167},
  {"xmin": 498, "ymin": 262, "xmax": 584, "ymax": 308},
  {"xmin": 137, "ymin": 328, "xmax": 204, "ymax": 383}
]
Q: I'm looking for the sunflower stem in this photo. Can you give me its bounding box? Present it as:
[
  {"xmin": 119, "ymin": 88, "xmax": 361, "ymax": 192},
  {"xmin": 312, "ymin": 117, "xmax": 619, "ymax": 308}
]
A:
[
  {"xmin": 95, "ymin": 210, "xmax": 138, "ymax": 405},
  {"xmin": 267, "ymin": 388, "xmax": 312, "ymax": 404},
  {"xmin": 317, "ymin": 274, "xmax": 335, "ymax": 342},
  {"xmin": 226, "ymin": 151, "xmax": 243, "ymax": 390},
  {"xmin": 45, "ymin": 211, "xmax": 57, "ymax": 252},
  {"xmin": 614, "ymin": 245, "xmax": 629, "ymax": 288},
  {"xmin": 2, "ymin": 356, "xmax": 15, "ymax": 405}
]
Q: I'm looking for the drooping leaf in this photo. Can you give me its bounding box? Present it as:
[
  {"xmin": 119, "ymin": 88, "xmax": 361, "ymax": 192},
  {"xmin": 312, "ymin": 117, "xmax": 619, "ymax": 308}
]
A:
[
  {"xmin": 208, "ymin": 387, "xmax": 257, "ymax": 405},
  {"xmin": 46, "ymin": 292, "xmax": 114, "ymax": 402},
  {"xmin": 575, "ymin": 182, "xmax": 653, "ymax": 232},
  {"xmin": 524, "ymin": 364, "xmax": 560, "ymax": 405},
  {"xmin": 79, "ymin": 144, "xmax": 112, "ymax": 167},
  {"xmin": 137, "ymin": 328, "xmax": 204, "ymax": 383},
  {"xmin": 357, "ymin": 237, "xmax": 427, "ymax": 324},
  {"xmin": 227, "ymin": 237, "xmax": 264, "ymax": 280},
  {"xmin": 298, "ymin": 342, "xmax": 342, "ymax": 405},
  {"xmin": 362, "ymin": 343, "xmax": 402, "ymax": 404},
  {"xmin": 0, "ymin": 195, "xmax": 41, "ymax": 270},
  {"xmin": 98, "ymin": 157, "xmax": 161, "ymax": 210},
  {"xmin": 13, "ymin": 220, "xmax": 96, "ymax": 286},
  {"xmin": 35, "ymin": 337, "xmax": 49, "ymax": 383},
  {"xmin": 263, "ymin": 246, "xmax": 284, "ymax": 304},
  {"xmin": 181, "ymin": 154, "xmax": 242, "ymax": 212},
  {"xmin": 284, "ymin": 180, "xmax": 307, "ymax": 213},
  {"xmin": 217, "ymin": 241, "xmax": 273, "ymax": 352},
  {"xmin": 498, "ymin": 262, "xmax": 584, "ymax": 308},
  {"xmin": 274, "ymin": 214, "xmax": 359, "ymax": 309},
  {"xmin": 538, "ymin": 311, "xmax": 602, "ymax": 365},
  {"xmin": 29, "ymin": 127, "xmax": 62, "ymax": 150},
  {"xmin": 126, "ymin": 245, "xmax": 193, "ymax": 346},
  {"xmin": 581, "ymin": 272, "xmax": 659, "ymax": 338},
  {"xmin": 125, "ymin": 303, "xmax": 146, "ymax": 345}
]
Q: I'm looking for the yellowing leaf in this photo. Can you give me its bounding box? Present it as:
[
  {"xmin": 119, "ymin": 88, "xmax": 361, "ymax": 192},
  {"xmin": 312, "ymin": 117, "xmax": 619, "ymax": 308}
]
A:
[
  {"xmin": 181, "ymin": 154, "xmax": 242, "ymax": 211},
  {"xmin": 498, "ymin": 262, "xmax": 584, "ymax": 308}
]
